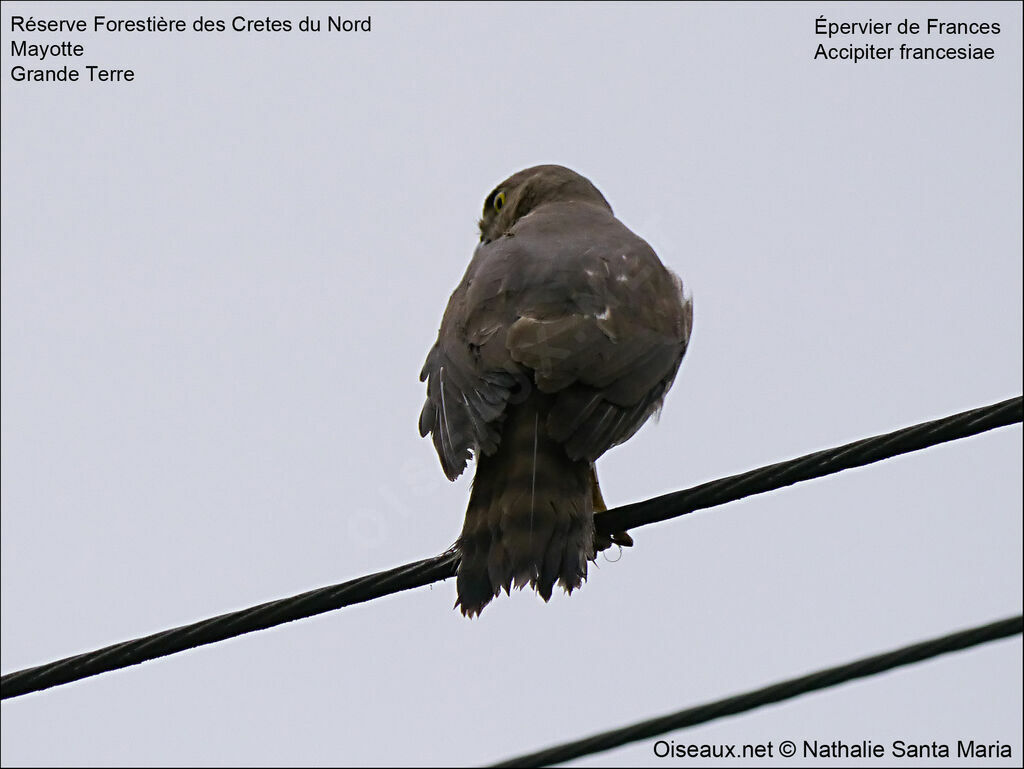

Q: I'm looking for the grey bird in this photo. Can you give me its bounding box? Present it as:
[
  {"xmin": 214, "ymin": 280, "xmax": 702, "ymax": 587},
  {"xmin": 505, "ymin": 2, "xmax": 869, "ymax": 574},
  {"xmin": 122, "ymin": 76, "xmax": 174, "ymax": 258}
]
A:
[{"xmin": 419, "ymin": 165, "xmax": 692, "ymax": 616}]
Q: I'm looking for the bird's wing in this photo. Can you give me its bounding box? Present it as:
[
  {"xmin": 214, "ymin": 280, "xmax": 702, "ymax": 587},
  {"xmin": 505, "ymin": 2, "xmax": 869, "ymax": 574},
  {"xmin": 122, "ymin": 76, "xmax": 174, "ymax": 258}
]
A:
[
  {"xmin": 419, "ymin": 201, "xmax": 691, "ymax": 477},
  {"xmin": 502, "ymin": 205, "xmax": 691, "ymax": 460},
  {"xmin": 418, "ymin": 328, "xmax": 519, "ymax": 481},
  {"xmin": 508, "ymin": 311, "xmax": 687, "ymax": 462}
]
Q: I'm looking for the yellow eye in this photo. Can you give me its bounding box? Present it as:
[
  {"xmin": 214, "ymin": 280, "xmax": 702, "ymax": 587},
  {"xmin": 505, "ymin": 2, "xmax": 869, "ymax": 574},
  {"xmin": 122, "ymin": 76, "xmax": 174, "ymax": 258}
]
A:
[{"xmin": 493, "ymin": 191, "xmax": 506, "ymax": 213}]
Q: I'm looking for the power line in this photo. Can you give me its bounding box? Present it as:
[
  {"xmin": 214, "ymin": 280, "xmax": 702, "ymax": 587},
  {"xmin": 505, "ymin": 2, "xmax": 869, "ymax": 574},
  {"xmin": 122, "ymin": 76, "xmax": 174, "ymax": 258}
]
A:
[
  {"xmin": 2, "ymin": 549, "xmax": 460, "ymax": 700},
  {"xmin": 596, "ymin": 394, "xmax": 1022, "ymax": 533},
  {"xmin": 2, "ymin": 395, "xmax": 1020, "ymax": 700},
  {"xmin": 488, "ymin": 614, "xmax": 1024, "ymax": 767}
]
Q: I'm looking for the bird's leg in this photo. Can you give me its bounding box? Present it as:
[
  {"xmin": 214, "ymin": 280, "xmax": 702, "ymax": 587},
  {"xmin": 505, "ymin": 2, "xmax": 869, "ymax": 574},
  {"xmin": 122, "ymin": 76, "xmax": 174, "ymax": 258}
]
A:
[{"xmin": 590, "ymin": 464, "xmax": 634, "ymax": 552}]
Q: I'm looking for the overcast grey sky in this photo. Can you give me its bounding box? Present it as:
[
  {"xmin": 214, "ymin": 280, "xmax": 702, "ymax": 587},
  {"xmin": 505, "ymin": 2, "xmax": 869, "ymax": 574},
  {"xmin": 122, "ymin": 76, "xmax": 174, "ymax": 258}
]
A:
[{"xmin": 2, "ymin": 2, "xmax": 1021, "ymax": 766}]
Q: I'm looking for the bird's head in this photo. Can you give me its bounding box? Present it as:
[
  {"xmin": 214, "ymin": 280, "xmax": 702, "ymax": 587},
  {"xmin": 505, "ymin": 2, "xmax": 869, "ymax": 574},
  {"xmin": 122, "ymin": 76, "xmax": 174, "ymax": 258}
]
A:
[{"xmin": 478, "ymin": 164, "xmax": 612, "ymax": 244}]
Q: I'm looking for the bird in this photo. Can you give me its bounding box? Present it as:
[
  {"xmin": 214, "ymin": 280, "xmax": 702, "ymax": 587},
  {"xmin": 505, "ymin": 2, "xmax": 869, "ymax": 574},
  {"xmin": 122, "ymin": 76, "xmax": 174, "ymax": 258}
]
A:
[{"xmin": 418, "ymin": 165, "xmax": 692, "ymax": 616}]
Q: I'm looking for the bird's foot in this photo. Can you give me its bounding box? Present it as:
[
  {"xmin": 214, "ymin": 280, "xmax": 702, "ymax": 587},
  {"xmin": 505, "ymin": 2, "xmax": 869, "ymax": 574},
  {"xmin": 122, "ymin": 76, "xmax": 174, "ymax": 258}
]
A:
[{"xmin": 593, "ymin": 526, "xmax": 634, "ymax": 553}]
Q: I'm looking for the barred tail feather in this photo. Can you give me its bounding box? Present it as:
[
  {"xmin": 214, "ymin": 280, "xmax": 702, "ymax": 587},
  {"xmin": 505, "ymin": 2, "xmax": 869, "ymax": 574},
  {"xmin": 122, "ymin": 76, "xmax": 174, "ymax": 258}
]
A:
[{"xmin": 456, "ymin": 399, "xmax": 595, "ymax": 617}]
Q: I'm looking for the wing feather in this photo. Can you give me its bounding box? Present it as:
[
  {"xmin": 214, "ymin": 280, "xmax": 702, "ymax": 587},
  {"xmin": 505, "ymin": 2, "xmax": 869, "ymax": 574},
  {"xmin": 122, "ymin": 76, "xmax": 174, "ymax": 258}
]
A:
[{"xmin": 420, "ymin": 199, "xmax": 691, "ymax": 477}]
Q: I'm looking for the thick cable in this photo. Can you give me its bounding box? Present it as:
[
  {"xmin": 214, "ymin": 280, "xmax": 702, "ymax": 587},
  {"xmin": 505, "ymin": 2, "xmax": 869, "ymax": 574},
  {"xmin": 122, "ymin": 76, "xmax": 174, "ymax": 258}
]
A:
[
  {"xmin": 489, "ymin": 615, "xmax": 1024, "ymax": 767},
  {"xmin": 2, "ymin": 396, "xmax": 1020, "ymax": 700}
]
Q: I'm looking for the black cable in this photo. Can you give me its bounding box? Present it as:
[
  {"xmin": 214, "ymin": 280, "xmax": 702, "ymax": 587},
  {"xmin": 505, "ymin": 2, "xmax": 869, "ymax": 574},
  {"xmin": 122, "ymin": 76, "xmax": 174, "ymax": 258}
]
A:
[
  {"xmin": 1, "ymin": 549, "xmax": 461, "ymax": 700},
  {"xmin": 2, "ymin": 396, "xmax": 1020, "ymax": 700},
  {"xmin": 596, "ymin": 395, "xmax": 1022, "ymax": 534},
  {"xmin": 488, "ymin": 615, "xmax": 1024, "ymax": 768}
]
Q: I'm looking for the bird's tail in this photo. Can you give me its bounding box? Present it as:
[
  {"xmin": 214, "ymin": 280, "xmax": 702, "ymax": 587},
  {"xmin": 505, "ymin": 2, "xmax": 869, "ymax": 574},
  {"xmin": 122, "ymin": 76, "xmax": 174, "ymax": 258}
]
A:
[{"xmin": 456, "ymin": 398, "xmax": 595, "ymax": 617}]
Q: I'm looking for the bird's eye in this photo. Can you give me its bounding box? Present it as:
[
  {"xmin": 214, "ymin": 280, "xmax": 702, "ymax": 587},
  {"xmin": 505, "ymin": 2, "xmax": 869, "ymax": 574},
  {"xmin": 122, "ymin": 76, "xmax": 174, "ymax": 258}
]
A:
[{"xmin": 493, "ymin": 191, "xmax": 506, "ymax": 213}]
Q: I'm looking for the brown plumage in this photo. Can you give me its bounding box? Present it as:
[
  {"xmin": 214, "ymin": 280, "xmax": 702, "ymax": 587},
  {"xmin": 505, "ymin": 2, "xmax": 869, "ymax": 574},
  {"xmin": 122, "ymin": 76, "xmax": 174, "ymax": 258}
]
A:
[{"xmin": 419, "ymin": 165, "xmax": 692, "ymax": 616}]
